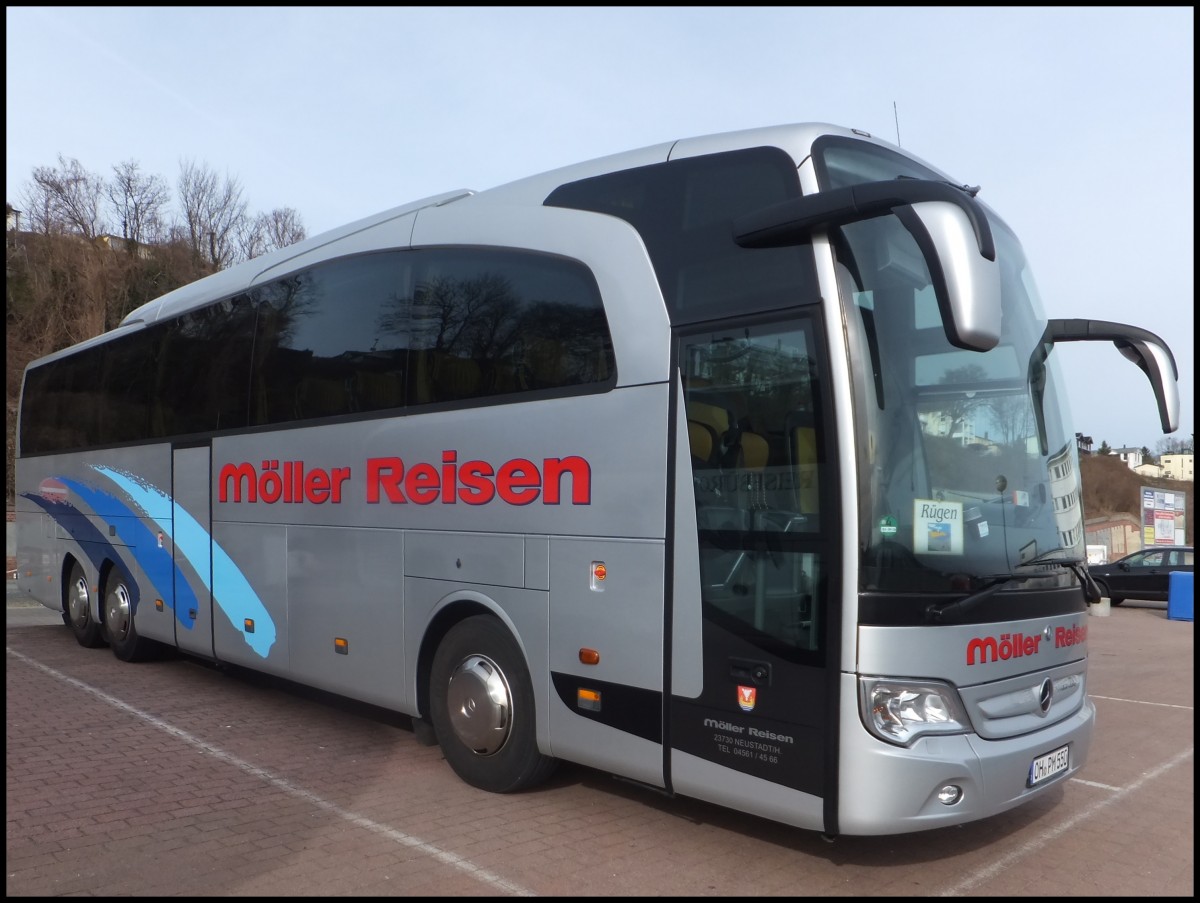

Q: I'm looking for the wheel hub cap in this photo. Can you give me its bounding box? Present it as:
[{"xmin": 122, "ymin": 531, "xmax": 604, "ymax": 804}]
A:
[{"xmin": 446, "ymin": 654, "xmax": 512, "ymax": 755}]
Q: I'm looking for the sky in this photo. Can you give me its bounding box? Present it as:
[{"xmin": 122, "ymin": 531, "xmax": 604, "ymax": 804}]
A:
[{"xmin": 6, "ymin": 6, "xmax": 1194, "ymax": 453}]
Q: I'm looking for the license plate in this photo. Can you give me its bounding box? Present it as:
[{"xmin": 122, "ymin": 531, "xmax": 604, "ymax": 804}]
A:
[{"xmin": 1028, "ymin": 744, "xmax": 1070, "ymax": 786}]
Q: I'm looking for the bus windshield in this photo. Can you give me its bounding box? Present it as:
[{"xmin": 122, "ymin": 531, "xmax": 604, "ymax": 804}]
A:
[{"xmin": 819, "ymin": 142, "xmax": 1084, "ymax": 595}]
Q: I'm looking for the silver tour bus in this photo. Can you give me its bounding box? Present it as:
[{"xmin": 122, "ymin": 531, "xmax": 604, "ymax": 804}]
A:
[{"xmin": 14, "ymin": 123, "xmax": 1180, "ymax": 837}]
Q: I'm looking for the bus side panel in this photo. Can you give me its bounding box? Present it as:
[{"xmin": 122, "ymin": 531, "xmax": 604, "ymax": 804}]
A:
[
  {"xmin": 546, "ymin": 536, "xmax": 667, "ymax": 788},
  {"xmin": 13, "ymin": 508, "xmax": 58, "ymax": 610},
  {"xmin": 210, "ymin": 521, "xmax": 289, "ymax": 674},
  {"xmin": 209, "ymin": 385, "xmax": 669, "ymax": 541},
  {"xmin": 286, "ymin": 525, "xmax": 407, "ymax": 709}
]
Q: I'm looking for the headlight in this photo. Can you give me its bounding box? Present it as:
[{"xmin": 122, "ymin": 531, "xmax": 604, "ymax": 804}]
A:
[{"xmin": 859, "ymin": 677, "xmax": 971, "ymax": 746}]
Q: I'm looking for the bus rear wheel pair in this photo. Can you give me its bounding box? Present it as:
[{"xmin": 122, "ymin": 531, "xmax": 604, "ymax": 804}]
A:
[
  {"xmin": 63, "ymin": 560, "xmax": 156, "ymax": 662},
  {"xmin": 429, "ymin": 615, "xmax": 558, "ymax": 794}
]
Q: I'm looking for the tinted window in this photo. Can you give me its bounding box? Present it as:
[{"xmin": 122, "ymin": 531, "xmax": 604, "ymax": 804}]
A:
[
  {"xmin": 19, "ymin": 347, "xmax": 99, "ymax": 454},
  {"xmin": 20, "ymin": 247, "xmax": 614, "ymax": 455},
  {"xmin": 249, "ymin": 247, "xmax": 613, "ymax": 422},
  {"xmin": 407, "ymin": 247, "xmax": 613, "ymax": 405},
  {"xmin": 546, "ymin": 146, "xmax": 818, "ymax": 323},
  {"xmin": 251, "ymin": 254, "xmax": 410, "ymax": 425},
  {"xmin": 160, "ymin": 294, "xmax": 257, "ymax": 435}
]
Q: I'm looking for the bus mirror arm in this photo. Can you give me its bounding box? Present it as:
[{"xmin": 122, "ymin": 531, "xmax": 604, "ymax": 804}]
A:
[
  {"xmin": 1070, "ymin": 563, "xmax": 1103, "ymax": 605},
  {"xmin": 734, "ymin": 179, "xmax": 1002, "ymax": 354},
  {"xmin": 732, "ymin": 178, "xmax": 995, "ymax": 261},
  {"xmin": 1041, "ymin": 319, "xmax": 1180, "ymax": 434}
]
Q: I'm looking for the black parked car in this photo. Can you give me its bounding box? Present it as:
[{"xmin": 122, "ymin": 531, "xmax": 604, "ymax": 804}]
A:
[{"xmin": 1088, "ymin": 545, "xmax": 1194, "ymax": 605}]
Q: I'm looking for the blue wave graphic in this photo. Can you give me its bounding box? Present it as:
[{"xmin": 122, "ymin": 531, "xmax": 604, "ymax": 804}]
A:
[
  {"xmin": 92, "ymin": 465, "xmax": 276, "ymax": 658},
  {"xmin": 58, "ymin": 475, "xmax": 178, "ymax": 623},
  {"xmin": 20, "ymin": 493, "xmax": 118, "ymax": 580}
]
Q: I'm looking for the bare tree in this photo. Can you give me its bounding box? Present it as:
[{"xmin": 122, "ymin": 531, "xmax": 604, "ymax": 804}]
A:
[
  {"xmin": 14, "ymin": 185, "xmax": 53, "ymax": 235},
  {"xmin": 177, "ymin": 158, "xmax": 247, "ymax": 268},
  {"xmin": 21, "ymin": 154, "xmax": 107, "ymax": 238},
  {"xmin": 107, "ymin": 160, "xmax": 170, "ymax": 245},
  {"xmin": 237, "ymin": 206, "xmax": 308, "ymax": 261},
  {"xmin": 262, "ymin": 206, "xmax": 306, "ymax": 251},
  {"xmin": 236, "ymin": 214, "xmax": 269, "ymax": 262},
  {"xmin": 986, "ymin": 394, "xmax": 1035, "ymax": 447},
  {"xmin": 1156, "ymin": 435, "xmax": 1195, "ymax": 455}
]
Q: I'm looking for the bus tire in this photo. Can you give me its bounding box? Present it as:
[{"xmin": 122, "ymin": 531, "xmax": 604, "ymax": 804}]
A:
[
  {"xmin": 104, "ymin": 567, "xmax": 156, "ymax": 662},
  {"xmin": 66, "ymin": 561, "xmax": 105, "ymax": 648},
  {"xmin": 430, "ymin": 615, "xmax": 557, "ymax": 793}
]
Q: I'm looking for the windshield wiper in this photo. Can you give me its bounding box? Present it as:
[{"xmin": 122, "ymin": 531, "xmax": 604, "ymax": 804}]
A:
[
  {"xmin": 1017, "ymin": 551, "xmax": 1101, "ymax": 603},
  {"xmin": 927, "ymin": 550, "xmax": 1102, "ymax": 624},
  {"xmin": 925, "ymin": 575, "xmax": 1033, "ymax": 624}
]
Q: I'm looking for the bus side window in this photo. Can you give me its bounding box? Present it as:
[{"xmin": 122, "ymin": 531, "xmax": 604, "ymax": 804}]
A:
[
  {"xmin": 688, "ymin": 420, "xmax": 718, "ymax": 467},
  {"xmin": 686, "ymin": 400, "xmax": 732, "ymax": 437},
  {"xmin": 522, "ymin": 337, "xmax": 568, "ymax": 389},
  {"xmin": 789, "ymin": 411, "xmax": 819, "ymax": 516},
  {"xmin": 435, "ymin": 353, "xmax": 482, "ymax": 401},
  {"xmin": 352, "ymin": 367, "xmax": 405, "ymax": 412},
  {"xmin": 739, "ymin": 428, "xmax": 770, "ymax": 471},
  {"xmin": 295, "ymin": 373, "xmax": 351, "ymax": 419}
]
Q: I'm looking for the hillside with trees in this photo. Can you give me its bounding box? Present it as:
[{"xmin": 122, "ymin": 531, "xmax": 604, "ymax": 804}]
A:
[
  {"xmin": 7, "ymin": 155, "xmax": 307, "ymax": 503},
  {"xmin": 1079, "ymin": 450, "xmax": 1193, "ymax": 541}
]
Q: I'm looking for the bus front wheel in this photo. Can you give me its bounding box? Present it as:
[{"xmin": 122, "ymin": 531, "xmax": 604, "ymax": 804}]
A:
[
  {"xmin": 429, "ymin": 615, "xmax": 557, "ymax": 793},
  {"xmin": 66, "ymin": 561, "xmax": 105, "ymax": 648}
]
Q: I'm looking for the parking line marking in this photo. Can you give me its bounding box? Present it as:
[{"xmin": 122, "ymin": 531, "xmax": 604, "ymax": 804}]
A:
[
  {"xmin": 938, "ymin": 746, "xmax": 1194, "ymax": 897},
  {"xmin": 6, "ymin": 647, "xmax": 536, "ymax": 898},
  {"xmin": 1090, "ymin": 693, "xmax": 1193, "ymax": 711}
]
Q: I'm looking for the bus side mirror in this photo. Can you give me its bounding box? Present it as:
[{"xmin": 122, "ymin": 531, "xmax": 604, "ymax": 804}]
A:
[
  {"xmin": 1043, "ymin": 319, "xmax": 1180, "ymax": 434},
  {"xmin": 895, "ymin": 201, "xmax": 1002, "ymax": 352}
]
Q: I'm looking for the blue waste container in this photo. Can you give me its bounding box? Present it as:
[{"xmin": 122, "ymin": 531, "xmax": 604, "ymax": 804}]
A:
[{"xmin": 1167, "ymin": 571, "xmax": 1193, "ymax": 621}]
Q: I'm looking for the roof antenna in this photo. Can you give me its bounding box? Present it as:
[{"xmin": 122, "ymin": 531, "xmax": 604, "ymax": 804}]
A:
[{"xmin": 893, "ymin": 101, "xmax": 901, "ymax": 148}]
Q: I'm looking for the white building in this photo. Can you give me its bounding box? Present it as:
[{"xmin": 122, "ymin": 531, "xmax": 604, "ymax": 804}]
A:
[{"xmin": 1113, "ymin": 446, "xmax": 1144, "ymax": 470}]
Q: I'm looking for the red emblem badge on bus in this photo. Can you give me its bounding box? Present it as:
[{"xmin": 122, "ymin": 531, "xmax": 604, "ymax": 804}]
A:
[
  {"xmin": 38, "ymin": 478, "xmax": 69, "ymax": 504},
  {"xmin": 737, "ymin": 685, "xmax": 756, "ymax": 712}
]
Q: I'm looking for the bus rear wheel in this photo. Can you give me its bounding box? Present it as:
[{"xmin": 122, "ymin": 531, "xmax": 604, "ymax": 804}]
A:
[
  {"xmin": 104, "ymin": 568, "xmax": 156, "ymax": 662},
  {"xmin": 66, "ymin": 561, "xmax": 105, "ymax": 648},
  {"xmin": 430, "ymin": 615, "xmax": 557, "ymax": 793}
]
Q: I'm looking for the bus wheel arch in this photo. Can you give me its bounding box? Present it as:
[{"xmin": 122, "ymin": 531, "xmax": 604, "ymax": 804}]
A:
[
  {"xmin": 416, "ymin": 597, "xmax": 493, "ymax": 732},
  {"xmin": 63, "ymin": 557, "xmax": 105, "ymax": 648},
  {"xmin": 426, "ymin": 609, "xmax": 557, "ymax": 793}
]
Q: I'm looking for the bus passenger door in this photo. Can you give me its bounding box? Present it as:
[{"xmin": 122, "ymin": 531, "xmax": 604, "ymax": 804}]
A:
[
  {"xmin": 668, "ymin": 318, "xmax": 838, "ymax": 833},
  {"xmin": 172, "ymin": 444, "xmax": 215, "ymax": 659}
]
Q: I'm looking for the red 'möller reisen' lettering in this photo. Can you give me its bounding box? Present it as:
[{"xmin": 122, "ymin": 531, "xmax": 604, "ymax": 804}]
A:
[
  {"xmin": 366, "ymin": 453, "xmax": 591, "ymax": 505},
  {"xmin": 218, "ymin": 461, "xmax": 351, "ymax": 504},
  {"xmin": 1054, "ymin": 624, "xmax": 1088, "ymax": 647},
  {"xmin": 218, "ymin": 453, "xmax": 592, "ymax": 506},
  {"xmin": 965, "ymin": 631, "xmax": 1042, "ymax": 665}
]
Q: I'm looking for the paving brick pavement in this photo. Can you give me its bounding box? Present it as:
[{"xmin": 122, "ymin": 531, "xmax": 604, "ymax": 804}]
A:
[{"xmin": 6, "ymin": 593, "xmax": 1193, "ymax": 896}]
